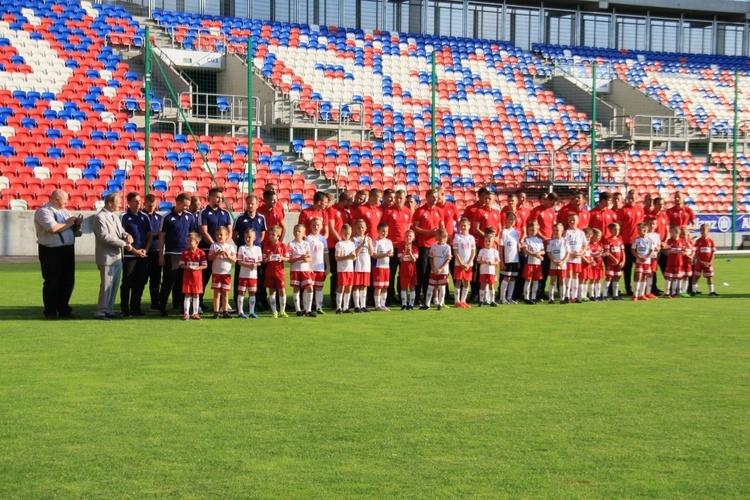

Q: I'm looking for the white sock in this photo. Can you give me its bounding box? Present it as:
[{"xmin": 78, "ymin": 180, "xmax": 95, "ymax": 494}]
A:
[
  {"xmin": 709, "ymin": 282, "xmax": 715, "ymax": 293},
  {"xmin": 409, "ymin": 291, "xmax": 415, "ymax": 306},
  {"xmin": 560, "ymin": 280, "xmax": 566, "ymax": 300},
  {"xmin": 343, "ymin": 292, "xmax": 351, "ymax": 310},
  {"xmin": 571, "ymin": 278, "xmax": 578, "ymax": 300},
  {"xmin": 374, "ymin": 293, "xmax": 381, "ymax": 309},
  {"xmin": 401, "ymin": 290, "xmax": 407, "ymax": 305},
  {"xmin": 315, "ymin": 289, "xmax": 324, "ymax": 310},
  {"xmin": 454, "ymin": 285, "xmax": 462, "ymax": 305},
  {"xmin": 269, "ymin": 294, "xmax": 277, "ymax": 313},
  {"xmin": 425, "ymin": 285, "xmax": 434, "ymax": 307},
  {"xmin": 604, "ymin": 279, "xmax": 611, "ymax": 297},
  {"xmin": 461, "ymin": 285, "xmax": 469, "ymax": 303},
  {"xmin": 183, "ymin": 297, "xmax": 191, "ymax": 315},
  {"xmin": 279, "ymin": 295, "xmax": 287, "ymax": 312},
  {"xmin": 681, "ymin": 279, "xmax": 689, "ymax": 293},
  {"xmin": 237, "ymin": 295, "xmax": 245, "ymax": 315},
  {"xmin": 479, "ymin": 289, "xmax": 485, "ymax": 303},
  {"xmin": 353, "ymin": 289, "xmax": 360, "ymax": 308},
  {"xmin": 523, "ymin": 281, "xmax": 530, "ymax": 300},
  {"xmin": 360, "ymin": 289, "xmax": 367, "ymax": 308},
  {"xmin": 249, "ymin": 295, "xmax": 256, "ymax": 314},
  {"xmin": 193, "ymin": 297, "xmax": 200, "ymax": 314},
  {"xmin": 304, "ymin": 290, "xmax": 312, "ymax": 312},
  {"xmin": 500, "ymin": 280, "xmax": 508, "ymax": 302},
  {"xmin": 507, "ymin": 281, "xmax": 515, "ymax": 301},
  {"xmin": 613, "ymin": 281, "xmax": 620, "ymax": 297},
  {"xmin": 488, "ymin": 285, "xmax": 496, "ymax": 303},
  {"xmin": 532, "ymin": 281, "xmax": 538, "ymax": 300},
  {"xmin": 293, "ymin": 291, "xmax": 301, "ymax": 312},
  {"xmin": 665, "ymin": 280, "xmax": 672, "ymax": 295},
  {"xmin": 549, "ymin": 282, "xmax": 556, "ymax": 301},
  {"xmin": 692, "ymin": 282, "xmax": 698, "ymax": 293}
]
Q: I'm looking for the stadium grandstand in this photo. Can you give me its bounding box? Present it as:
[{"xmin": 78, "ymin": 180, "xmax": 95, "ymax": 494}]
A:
[{"xmin": 0, "ymin": 0, "xmax": 749, "ymax": 240}]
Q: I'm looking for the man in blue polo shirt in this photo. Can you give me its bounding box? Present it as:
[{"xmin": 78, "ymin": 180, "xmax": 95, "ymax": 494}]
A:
[
  {"xmin": 120, "ymin": 192, "xmax": 152, "ymax": 317},
  {"xmin": 143, "ymin": 194, "xmax": 163, "ymax": 311},
  {"xmin": 198, "ymin": 187, "xmax": 233, "ymax": 311},
  {"xmin": 232, "ymin": 193, "xmax": 267, "ymax": 309},
  {"xmin": 158, "ymin": 193, "xmax": 198, "ymax": 316}
]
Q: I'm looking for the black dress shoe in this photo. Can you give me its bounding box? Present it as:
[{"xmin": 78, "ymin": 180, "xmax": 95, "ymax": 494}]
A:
[{"xmin": 59, "ymin": 313, "xmax": 80, "ymax": 319}]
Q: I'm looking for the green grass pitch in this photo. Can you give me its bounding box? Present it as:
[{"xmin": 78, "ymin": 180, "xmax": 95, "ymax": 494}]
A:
[{"xmin": 1, "ymin": 257, "xmax": 749, "ymax": 497}]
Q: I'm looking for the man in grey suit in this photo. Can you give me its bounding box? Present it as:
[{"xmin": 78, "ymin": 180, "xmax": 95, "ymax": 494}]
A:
[{"xmin": 93, "ymin": 192, "xmax": 134, "ymax": 321}]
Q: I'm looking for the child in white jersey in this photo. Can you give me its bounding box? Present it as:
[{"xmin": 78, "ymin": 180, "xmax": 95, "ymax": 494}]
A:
[
  {"xmin": 208, "ymin": 226, "xmax": 237, "ymax": 318},
  {"xmin": 476, "ymin": 227, "xmax": 500, "ymax": 307},
  {"xmin": 521, "ymin": 220, "xmax": 545, "ymax": 305},
  {"xmin": 288, "ymin": 224, "xmax": 316, "ymax": 317},
  {"xmin": 499, "ymin": 212, "xmax": 520, "ymax": 304},
  {"xmin": 564, "ymin": 213, "xmax": 587, "ymax": 303},
  {"xmin": 236, "ymin": 228, "xmax": 262, "ymax": 319},
  {"xmin": 351, "ymin": 219, "xmax": 373, "ymax": 313},
  {"xmin": 632, "ymin": 222, "xmax": 654, "ymax": 301},
  {"xmin": 372, "ymin": 222, "xmax": 394, "ymax": 311},
  {"xmin": 645, "ymin": 218, "xmax": 662, "ymax": 299},
  {"xmin": 421, "ymin": 227, "xmax": 451, "ymax": 310},
  {"xmin": 547, "ymin": 223, "xmax": 570, "ymax": 304},
  {"xmin": 452, "ymin": 217, "xmax": 476, "ymax": 308},
  {"xmin": 334, "ymin": 224, "xmax": 356, "ymax": 314},
  {"xmin": 305, "ymin": 217, "xmax": 329, "ymax": 314}
]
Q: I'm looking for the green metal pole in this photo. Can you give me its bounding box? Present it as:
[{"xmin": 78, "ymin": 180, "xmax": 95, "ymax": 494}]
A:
[
  {"xmin": 430, "ymin": 50, "xmax": 437, "ymax": 188},
  {"xmin": 247, "ymin": 36, "xmax": 254, "ymax": 198},
  {"xmin": 731, "ymin": 69, "xmax": 739, "ymax": 250},
  {"xmin": 144, "ymin": 26, "xmax": 151, "ymax": 196},
  {"xmin": 590, "ymin": 62, "xmax": 597, "ymax": 203}
]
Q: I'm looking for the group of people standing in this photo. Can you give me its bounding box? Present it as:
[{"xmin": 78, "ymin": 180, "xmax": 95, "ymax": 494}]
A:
[{"xmin": 33, "ymin": 181, "xmax": 711, "ymax": 320}]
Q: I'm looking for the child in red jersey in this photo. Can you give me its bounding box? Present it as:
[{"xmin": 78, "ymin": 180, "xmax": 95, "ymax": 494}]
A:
[
  {"xmin": 579, "ymin": 227, "xmax": 594, "ymax": 302},
  {"xmin": 588, "ymin": 228, "xmax": 604, "ymax": 301},
  {"xmin": 179, "ymin": 232, "xmax": 207, "ymax": 320},
  {"xmin": 692, "ymin": 223, "xmax": 718, "ymax": 296},
  {"xmin": 398, "ymin": 229, "xmax": 419, "ymax": 310},
  {"xmin": 263, "ymin": 225, "xmax": 290, "ymax": 317},
  {"xmin": 602, "ymin": 222, "xmax": 625, "ymax": 300},
  {"xmin": 631, "ymin": 222, "xmax": 654, "ymax": 301},
  {"xmin": 663, "ymin": 225, "xmax": 687, "ymax": 298},
  {"xmin": 679, "ymin": 226, "xmax": 694, "ymax": 297}
]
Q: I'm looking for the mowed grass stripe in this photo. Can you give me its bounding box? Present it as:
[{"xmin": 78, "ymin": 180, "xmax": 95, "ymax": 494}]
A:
[{"xmin": 0, "ymin": 258, "xmax": 748, "ymax": 496}]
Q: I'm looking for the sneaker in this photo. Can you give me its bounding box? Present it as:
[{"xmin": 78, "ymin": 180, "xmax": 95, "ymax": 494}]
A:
[
  {"xmin": 490, "ymin": 302, "xmax": 498, "ymax": 307},
  {"xmin": 213, "ymin": 313, "xmax": 220, "ymax": 319},
  {"xmin": 581, "ymin": 297, "xmax": 590, "ymax": 303},
  {"xmin": 272, "ymin": 311, "xmax": 278, "ymax": 318},
  {"xmin": 612, "ymin": 296, "xmax": 624, "ymax": 301},
  {"xmin": 679, "ymin": 292, "xmax": 691, "ymax": 298},
  {"xmin": 695, "ymin": 290, "xmax": 703, "ymax": 295},
  {"xmin": 524, "ymin": 299, "xmax": 534, "ymax": 305},
  {"xmin": 362, "ymin": 308, "xmax": 371, "ymax": 313},
  {"xmin": 279, "ymin": 311, "xmax": 289, "ymax": 318},
  {"xmin": 222, "ymin": 312, "xmax": 233, "ymax": 319},
  {"xmin": 632, "ymin": 296, "xmax": 639, "ymax": 302},
  {"xmin": 192, "ymin": 314, "xmax": 202, "ymax": 321},
  {"xmin": 306, "ymin": 311, "xmax": 317, "ymax": 317},
  {"xmin": 646, "ymin": 294, "xmax": 658, "ymax": 299},
  {"xmin": 508, "ymin": 300, "xmax": 518, "ymax": 305},
  {"xmin": 419, "ymin": 305, "xmax": 429, "ymax": 310},
  {"xmin": 401, "ymin": 305, "xmax": 407, "ymax": 311},
  {"xmin": 249, "ymin": 313, "xmax": 259, "ymax": 319},
  {"xmin": 316, "ymin": 309, "xmax": 326, "ymax": 315},
  {"xmin": 477, "ymin": 302, "xmax": 483, "ymax": 308},
  {"xmin": 353, "ymin": 307, "xmax": 362, "ymax": 313},
  {"xmin": 499, "ymin": 299, "xmax": 508, "ymax": 305},
  {"xmin": 238, "ymin": 312, "xmax": 249, "ymax": 319},
  {"xmin": 296, "ymin": 311, "xmax": 305, "ymax": 317},
  {"xmin": 183, "ymin": 314, "xmax": 189, "ymax": 321},
  {"xmin": 548, "ymin": 300, "xmax": 555, "ymax": 305},
  {"xmin": 570, "ymin": 299, "xmax": 579, "ymax": 304},
  {"xmin": 343, "ymin": 309, "xmax": 351, "ymax": 314},
  {"xmin": 709, "ymin": 291, "xmax": 719, "ymax": 296},
  {"xmin": 662, "ymin": 295, "xmax": 672, "ymax": 299},
  {"xmin": 407, "ymin": 305, "xmax": 414, "ymax": 310},
  {"xmin": 336, "ymin": 308, "xmax": 343, "ymax": 314},
  {"xmin": 463, "ymin": 302, "xmax": 471, "ymax": 309},
  {"xmin": 436, "ymin": 304, "xmax": 442, "ymax": 311}
]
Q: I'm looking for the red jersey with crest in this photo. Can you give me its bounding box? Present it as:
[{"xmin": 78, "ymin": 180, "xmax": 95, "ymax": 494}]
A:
[
  {"xmin": 664, "ymin": 237, "xmax": 686, "ymax": 268},
  {"xmin": 262, "ymin": 241, "xmax": 289, "ymax": 278},
  {"xmin": 694, "ymin": 236, "xmax": 715, "ymax": 263},
  {"xmin": 603, "ymin": 236, "xmax": 624, "ymax": 266}
]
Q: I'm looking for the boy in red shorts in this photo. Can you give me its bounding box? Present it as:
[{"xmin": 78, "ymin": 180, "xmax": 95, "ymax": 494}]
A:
[
  {"xmin": 603, "ymin": 222, "xmax": 625, "ymax": 301},
  {"xmin": 372, "ymin": 222, "xmax": 394, "ymax": 311},
  {"xmin": 692, "ymin": 223, "xmax": 718, "ymax": 296},
  {"xmin": 477, "ymin": 227, "xmax": 500, "ymax": 307},
  {"xmin": 263, "ymin": 226, "xmax": 290, "ymax": 317},
  {"xmin": 236, "ymin": 228, "xmax": 262, "ymax": 319},
  {"xmin": 546, "ymin": 223, "xmax": 569, "ymax": 304},
  {"xmin": 208, "ymin": 226, "xmax": 236, "ymax": 319},
  {"xmin": 421, "ymin": 228, "xmax": 451, "ymax": 310},
  {"xmin": 521, "ymin": 220, "xmax": 545, "ymax": 304},
  {"xmin": 452, "ymin": 218, "xmax": 476, "ymax": 308},
  {"xmin": 179, "ymin": 232, "xmax": 207, "ymax": 320},
  {"xmin": 679, "ymin": 227, "xmax": 695, "ymax": 297},
  {"xmin": 399, "ymin": 229, "xmax": 418, "ymax": 310},
  {"xmin": 588, "ymin": 228, "xmax": 604, "ymax": 301},
  {"xmin": 663, "ymin": 225, "xmax": 686, "ymax": 298},
  {"xmin": 334, "ymin": 223, "xmax": 356, "ymax": 313}
]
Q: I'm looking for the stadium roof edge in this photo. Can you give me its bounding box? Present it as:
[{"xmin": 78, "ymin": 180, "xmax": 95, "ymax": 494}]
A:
[{"xmin": 539, "ymin": 0, "xmax": 750, "ymax": 21}]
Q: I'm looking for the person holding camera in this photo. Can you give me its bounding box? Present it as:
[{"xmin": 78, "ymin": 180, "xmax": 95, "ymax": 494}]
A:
[{"xmin": 34, "ymin": 189, "xmax": 83, "ymax": 320}]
